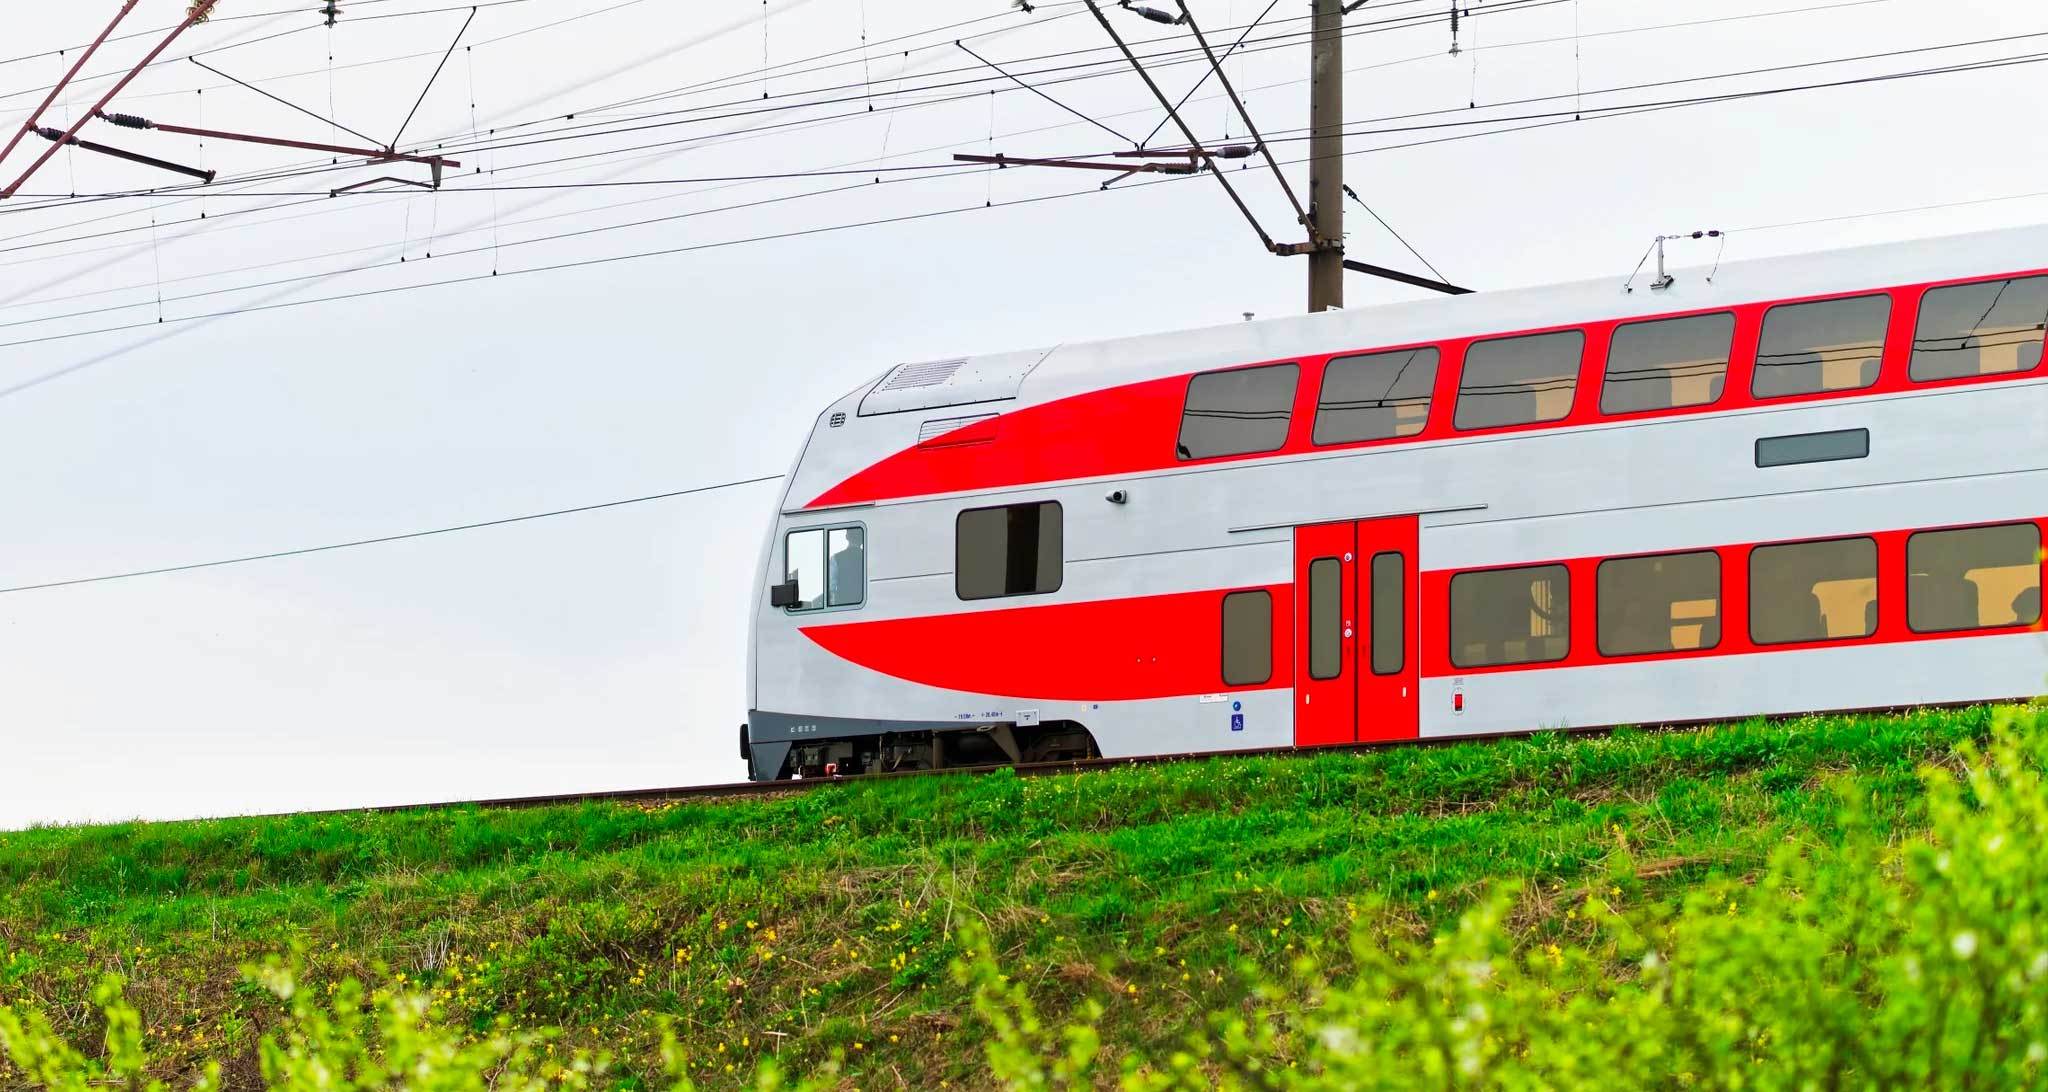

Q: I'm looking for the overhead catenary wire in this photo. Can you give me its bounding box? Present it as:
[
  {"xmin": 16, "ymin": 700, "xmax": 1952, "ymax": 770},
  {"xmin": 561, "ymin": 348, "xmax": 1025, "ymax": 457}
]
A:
[
  {"xmin": 0, "ymin": 0, "xmax": 1948, "ymax": 281},
  {"xmin": 8, "ymin": 25, "xmax": 2039, "ymax": 319},
  {"xmin": 0, "ymin": 0, "xmax": 2023, "ymax": 344},
  {"xmin": 10, "ymin": 38, "xmax": 2046, "ymax": 378},
  {"xmin": 0, "ymin": 473, "xmax": 787, "ymax": 597}
]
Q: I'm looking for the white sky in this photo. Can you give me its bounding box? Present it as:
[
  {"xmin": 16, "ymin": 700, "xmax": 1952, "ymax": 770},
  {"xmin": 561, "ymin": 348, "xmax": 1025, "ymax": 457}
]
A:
[{"xmin": 0, "ymin": 0, "xmax": 2042, "ymax": 829}]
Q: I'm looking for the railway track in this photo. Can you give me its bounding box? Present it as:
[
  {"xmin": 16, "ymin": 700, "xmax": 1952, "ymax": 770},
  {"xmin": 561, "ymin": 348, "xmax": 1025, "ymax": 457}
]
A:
[{"xmin": 305, "ymin": 698, "xmax": 2029, "ymax": 819}]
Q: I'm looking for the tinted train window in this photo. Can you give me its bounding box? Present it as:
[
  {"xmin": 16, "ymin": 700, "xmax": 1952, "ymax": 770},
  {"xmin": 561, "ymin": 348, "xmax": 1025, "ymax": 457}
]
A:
[
  {"xmin": 1597, "ymin": 550, "xmax": 1720, "ymax": 656},
  {"xmin": 784, "ymin": 525, "xmax": 865, "ymax": 611},
  {"xmin": 1314, "ymin": 348, "xmax": 1438, "ymax": 444},
  {"xmin": 1221, "ymin": 590, "xmax": 1274, "ymax": 686},
  {"xmin": 1753, "ymin": 294, "xmax": 1890, "ymax": 398},
  {"xmin": 1177, "ymin": 363, "xmax": 1298, "ymax": 460},
  {"xmin": 1910, "ymin": 276, "xmax": 2048, "ymax": 381},
  {"xmin": 1601, "ymin": 312, "xmax": 1734, "ymax": 414},
  {"xmin": 1749, "ymin": 536, "xmax": 1876, "ymax": 645},
  {"xmin": 1454, "ymin": 331, "xmax": 1583, "ymax": 430},
  {"xmin": 1308, "ymin": 557, "xmax": 1342, "ymax": 680},
  {"xmin": 1449, "ymin": 564, "xmax": 1569, "ymax": 668},
  {"xmin": 1369, "ymin": 552, "xmax": 1405, "ymax": 675},
  {"xmin": 1907, "ymin": 523, "xmax": 2042, "ymax": 633},
  {"xmin": 957, "ymin": 501, "xmax": 1062, "ymax": 600}
]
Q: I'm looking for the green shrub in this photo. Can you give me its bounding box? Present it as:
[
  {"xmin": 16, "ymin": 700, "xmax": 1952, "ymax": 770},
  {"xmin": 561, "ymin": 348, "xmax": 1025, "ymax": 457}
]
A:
[{"xmin": 958, "ymin": 705, "xmax": 2048, "ymax": 1090}]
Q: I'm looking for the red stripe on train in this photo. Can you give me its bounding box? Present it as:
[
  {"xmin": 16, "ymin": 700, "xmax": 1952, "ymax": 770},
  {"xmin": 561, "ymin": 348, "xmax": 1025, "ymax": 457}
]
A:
[
  {"xmin": 805, "ymin": 267, "xmax": 2048, "ymax": 510},
  {"xmin": 800, "ymin": 585, "xmax": 1292, "ymax": 702}
]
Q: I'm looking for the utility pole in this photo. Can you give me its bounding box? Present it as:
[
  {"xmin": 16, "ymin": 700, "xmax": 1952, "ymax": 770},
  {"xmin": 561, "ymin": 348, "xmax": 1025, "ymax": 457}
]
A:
[{"xmin": 1307, "ymin": 0, "xmax": 1345, "ymax": 312}]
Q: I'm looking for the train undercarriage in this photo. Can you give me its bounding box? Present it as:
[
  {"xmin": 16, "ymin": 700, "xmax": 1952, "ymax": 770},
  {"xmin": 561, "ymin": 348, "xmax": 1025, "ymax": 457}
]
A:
[{"xmin": 747, "ymin": 721, "xmax": 1099, "ymax": 779}]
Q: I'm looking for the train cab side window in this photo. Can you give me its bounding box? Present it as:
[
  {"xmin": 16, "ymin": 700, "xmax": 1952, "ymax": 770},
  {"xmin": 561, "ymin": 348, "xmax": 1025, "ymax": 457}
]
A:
[
  {"xmin": 1313, "ymin": 347, "xmax": 1439, "ymax": 444},
  {"xmin": 1907, "ymin": 523, "xmax": 2042, "ymax": 633},
  {"xmin": 957, "ymin": 501, "xmax": 1063, "ymax": 600},
  {"xmin": 1910, "ymin": 276, "xmax": 2048, "ymax": 381},
  {"xmin": 1753, "ymin": 294, "xmax": 1890, "ymax": 398},
  {"xmin": 1453, "ymin": 330, "xmax": 1583, "ymax": 430},
  {"xmin": 783, "ymin": 525, "xmax": 865, "ymax": 611},
  {"xmin": 1601, "ymin": 312, "xmax": 1735, "ymax": 414},
  {"xmin": 1221, "ymin": 590, "xmax": 1274, "ymax": 686},
  {"xmin": 1597, "ymin": 550, "xmax": 1721, "ymax": 657},
  {"xmin": 1749, "ymin": 536, "xmax": 1877, "ymax": 645},
  {"xmin": 1177, "ymin": 363, "xmax": 1299, "ymax": 460},
  {"xmin": 1449, "ymin": 564, "xmax": 1570, "ymax": 668}
]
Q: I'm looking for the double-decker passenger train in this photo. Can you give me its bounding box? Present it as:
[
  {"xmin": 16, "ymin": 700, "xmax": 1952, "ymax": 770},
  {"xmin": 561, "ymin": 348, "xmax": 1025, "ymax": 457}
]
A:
[{"xmin": 740, "ymin": 225, "xmax": 2048, "ymax": 781}]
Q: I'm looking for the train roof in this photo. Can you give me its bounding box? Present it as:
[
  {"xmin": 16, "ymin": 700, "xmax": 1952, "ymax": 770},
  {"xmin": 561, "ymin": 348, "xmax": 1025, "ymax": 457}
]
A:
[{"xmin": 855, "ymin": 222, "xmax": 2048, "ymax": 417}]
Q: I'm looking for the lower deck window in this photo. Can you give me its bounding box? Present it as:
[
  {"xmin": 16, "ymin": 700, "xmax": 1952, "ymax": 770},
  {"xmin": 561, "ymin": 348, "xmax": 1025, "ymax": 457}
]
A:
[
  {"xmin": 1221, "ymin": 590, "xmax": 1274, "ymax": 686},
  {"xmin": 1749, "ymin": 536, "xmax": 1877, "ymax": 644},
  {"xmin": 1597, "ymin": 551, "xmax": 1720, "ymax": 656},
  {"xmin": 1449, "ymin": 564, "xmax": 1569, "ymax": 668},
  {"xmin": 1907, "ymin": 523, "xmax": 2042, "ymax": 633},
  {"xmin": 957, "ymin": 501, "xmax": 1063, "ymax": 600}
]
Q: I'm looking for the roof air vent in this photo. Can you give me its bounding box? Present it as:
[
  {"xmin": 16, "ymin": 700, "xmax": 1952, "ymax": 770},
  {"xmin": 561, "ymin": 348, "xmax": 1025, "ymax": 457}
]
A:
[
  {"xmin": 828, "ymin": 412, "xmax": 847, "ymax": 428},
  {"xmin": 876, "ymin": 358, "xmax": 965, "ymax": 393}
]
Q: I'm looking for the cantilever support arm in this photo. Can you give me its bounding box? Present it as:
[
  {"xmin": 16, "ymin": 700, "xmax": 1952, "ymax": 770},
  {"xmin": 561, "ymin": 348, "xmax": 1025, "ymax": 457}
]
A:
[
  {"xmin": 96, "ymin": 111, "xmax": 460, "ymax": 186},
  {"xmin": 0, "ymin": 0, "xmax": 141, "ymax": 175},
  {"xmin": 31, "ymin": 126, "xmax": 215, "ymax": 183},
  {"xmin": 1083, "ymin": 0, "xmax": 1277, "ymax": 254},
  {"xmin": 1, "ymin": 0, "xmax": 219, "ymax": 199}
]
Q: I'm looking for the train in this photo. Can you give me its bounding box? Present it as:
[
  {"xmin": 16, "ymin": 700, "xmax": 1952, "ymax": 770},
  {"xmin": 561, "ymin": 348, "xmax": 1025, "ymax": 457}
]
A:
[{"xmin": 739, "ymin": 224, "xmax": 2048, "ymax": 781}]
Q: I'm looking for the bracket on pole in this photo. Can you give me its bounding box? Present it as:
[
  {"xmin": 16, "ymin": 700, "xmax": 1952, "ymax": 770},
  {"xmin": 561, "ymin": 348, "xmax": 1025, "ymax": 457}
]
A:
[
  {"xmin": 953, "ymin": 144, "xmax": 1252, "ymax": 190},
  {"xmin": 96, "ymin": 111, "xmax": 459, "ymax": 192}
]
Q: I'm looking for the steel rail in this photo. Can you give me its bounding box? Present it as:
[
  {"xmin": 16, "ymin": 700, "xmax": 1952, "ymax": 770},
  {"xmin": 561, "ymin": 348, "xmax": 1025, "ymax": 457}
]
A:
[{"xmin": 278, "ymin": 696, "xmax": 2041, "ymax": 820}]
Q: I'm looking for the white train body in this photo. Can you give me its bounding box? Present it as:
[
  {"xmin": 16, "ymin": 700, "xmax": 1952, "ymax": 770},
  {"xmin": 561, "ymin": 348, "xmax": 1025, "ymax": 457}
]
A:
[{"xmin": 740, "ymin": 226, "xmax": 2048, "ymax": 780}]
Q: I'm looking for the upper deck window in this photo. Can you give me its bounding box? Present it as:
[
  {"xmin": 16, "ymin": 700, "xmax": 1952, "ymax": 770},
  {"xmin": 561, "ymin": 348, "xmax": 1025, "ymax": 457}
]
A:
[
  {"xmin": 1601, "ymin": 312, "xmax": 1734, "ymax": 414},
  {"xmin": 1453, "ymin": 330, "xmax": 1583, "ymax": 430},
  {"xmin": 1754, "ymin": 294, "xmax": 1890, "ymax": 399},
  {"xmin": 1910, "ymin": 276, "xmax": 2048, "ymax": 382},
  {"xmin": 1313, "ymin": 347, "xmax": 1438, "ymax": 444},
  {"xmin": 1177, "ymin": 363, "xmax": 1298, "ymax": 460}
]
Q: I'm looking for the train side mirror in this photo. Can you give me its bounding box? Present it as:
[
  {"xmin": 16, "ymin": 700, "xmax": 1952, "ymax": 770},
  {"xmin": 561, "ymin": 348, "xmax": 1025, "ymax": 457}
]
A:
[{"xmin": 769, "ymin": 579, "xmax": 801, "ymax": 608}]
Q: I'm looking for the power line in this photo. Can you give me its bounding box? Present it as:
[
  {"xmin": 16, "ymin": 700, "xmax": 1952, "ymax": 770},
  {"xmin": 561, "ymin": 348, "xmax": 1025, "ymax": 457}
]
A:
[
  {"xmin": 0, "ymin": 473, "xmax": 786, "ymax": 596},
  {"xmin": 5, "ymin": 40, "xmax": 2046, "ymax": 364}
]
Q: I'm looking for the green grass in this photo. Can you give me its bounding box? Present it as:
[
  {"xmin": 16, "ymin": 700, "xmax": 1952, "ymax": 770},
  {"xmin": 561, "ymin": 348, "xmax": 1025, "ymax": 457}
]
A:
[{"xmin": 0, "ymin": 707, "xmax": 2005, "ymax": 1088}]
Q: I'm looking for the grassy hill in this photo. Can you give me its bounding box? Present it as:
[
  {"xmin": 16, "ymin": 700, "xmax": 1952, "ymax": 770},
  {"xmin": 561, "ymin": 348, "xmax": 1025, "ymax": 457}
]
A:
[{"xmin": 1, "ymin": 704, "xmax": 2041, "ymax": 1090}]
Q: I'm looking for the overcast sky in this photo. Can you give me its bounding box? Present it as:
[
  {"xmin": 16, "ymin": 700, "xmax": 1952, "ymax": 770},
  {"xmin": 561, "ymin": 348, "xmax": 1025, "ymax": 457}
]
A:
[{"xmin": 0, "ymin": 0, "xmax": 2042, "ymax": 829}]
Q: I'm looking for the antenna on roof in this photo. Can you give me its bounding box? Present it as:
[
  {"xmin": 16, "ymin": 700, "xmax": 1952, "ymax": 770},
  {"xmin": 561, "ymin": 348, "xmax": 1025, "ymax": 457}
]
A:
[{"xmin": 1624, "ymin": 230, "xmax": 1724, "ymax": 294}]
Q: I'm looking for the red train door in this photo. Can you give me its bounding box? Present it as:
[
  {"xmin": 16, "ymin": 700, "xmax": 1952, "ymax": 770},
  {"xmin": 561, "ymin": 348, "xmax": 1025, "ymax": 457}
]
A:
[
  {"xmin": 1355, "ymin": 515, "xmax": 1420, "ymax": 742},
  {"xmin": 1293, "ymin": 521, "xmax": 1356, "ymax": 746}
]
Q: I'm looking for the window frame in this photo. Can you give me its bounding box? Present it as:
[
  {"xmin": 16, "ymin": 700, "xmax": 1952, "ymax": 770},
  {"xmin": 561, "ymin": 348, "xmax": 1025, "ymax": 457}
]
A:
[
  {"xmin": 1311, "ymin": 346, "xmax": 1440, "ymax": 446},
  {"xmin": 1175, "ymin": 362, "xmax": 1300, "ymax": 462},
  {"xmin": 1307, "ymin": 556, "xmax": 1343, "ymax": 681},
  {"xmin": 1598, "ymin": 310, "xmax": 1736, "ymax": 416},
  {"xmin": 1220, "ymin": 589, "xmax": 1275, "ymax": 687},
  {"xmin": 781, "ymin": 521, "xmax": 868, "ymax": 615},
  {"xmin": 1751, "ymin": 292, "xmax": 1892, "ymax": 401},
  {"xmin": 1746, "ymin": 534, "xmax": 1880, "ymax": 646},
  {"xmin": 1453, "ymin": 328, "xmax": 1587, "ymax": 432},
  {"xmin": 1904, "ymin": 520, "xmax": 2044, "ymax": 635},
  {"xmin": 1369, "ymin": 551, "xmax": 1405, "ymax": 676},
  {"xmin": 1907, "ymin": 274, "xmax": 2048, "ymax": 384},
  {"xmin": 1447, "ymin": 561, "xmax": 1573, "ymax": 670},
  {"xmin": 1593, "ymin": 549, "xmax": 1723, "ymax": 658},
  {"xmin": 954, "ymin": 500, "xmax": 1064, "ymax": 602}
]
